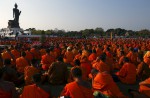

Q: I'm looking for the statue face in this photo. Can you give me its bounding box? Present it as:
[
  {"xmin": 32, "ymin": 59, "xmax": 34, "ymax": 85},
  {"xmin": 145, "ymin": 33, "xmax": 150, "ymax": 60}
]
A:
[{"xmin": 15, "ymin": 4, "xmax": 18, "ymax": 8}]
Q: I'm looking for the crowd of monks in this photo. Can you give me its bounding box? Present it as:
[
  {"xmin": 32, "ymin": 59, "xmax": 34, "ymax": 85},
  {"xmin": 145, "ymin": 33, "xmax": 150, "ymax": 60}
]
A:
[{"xmin": 0, "ymin": 37, "xmax": 150, "ymax": 98}]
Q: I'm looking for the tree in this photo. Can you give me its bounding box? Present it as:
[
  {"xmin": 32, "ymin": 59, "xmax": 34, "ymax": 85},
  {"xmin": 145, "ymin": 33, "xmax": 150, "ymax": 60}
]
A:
[
  {"xmin": 138, "ymin": 29, "xmax": 150, "ymax": 38},
  {"xmin": 106, "ymin": 29, "xmax": 114, "ymax": 36},
  {"xmin": 94, "ymin": 27, "xmax": 104, "ymax": 36},
  {"xmin": 40, "ymin": 30, "xmax": 46, "ymax": 45}
]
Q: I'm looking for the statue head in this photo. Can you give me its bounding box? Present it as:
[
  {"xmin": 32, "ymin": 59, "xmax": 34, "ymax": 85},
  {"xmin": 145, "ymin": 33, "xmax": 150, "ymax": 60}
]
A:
[{"xmin": 15, "ymin": 3, "xmax": 18, "ymax": 8}]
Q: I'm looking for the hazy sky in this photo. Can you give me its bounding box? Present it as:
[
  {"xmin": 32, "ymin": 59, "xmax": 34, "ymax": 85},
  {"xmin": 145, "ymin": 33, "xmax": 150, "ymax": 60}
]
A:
[{"xmin": 0, "ymin": 0, "xmax": 150, "ymax": 31}]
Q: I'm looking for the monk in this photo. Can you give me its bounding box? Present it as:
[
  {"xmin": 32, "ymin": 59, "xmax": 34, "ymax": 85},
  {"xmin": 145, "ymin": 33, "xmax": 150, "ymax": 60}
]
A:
[
  {"xmin": 11, "ymin": 46, "xmax": 20, "ymax": 60},
  {"xmin": 114, "ymin": 51, "xmax": 125, "ymax": 69},
  {"xmin": 25, "ymin": 48, "xmax": 33, "ymax": 63},
  {"xmin": 30, "ymin": 46, "xmax": 41, "ymax": 60},
  {"xmin": 126, "ymin": 48, "xmax": 138, "ymax": 65},
  {"xmin": 129, "ymin": 77, "xmax": 150, "ymax": 98},
  {"xmin": 88, "ymin": 49, "xmax": 97, "ymax": 62},
  {"xmin": 143, "ymin": 51, "xmax": 150, "ymax": 67},
  {"xmin": 137, "ymin": 54, "xmax": 150, "ymax": 80},
  {"xmin": 61, "ymin": 67, "xmax": 94, "ymax": 98},
  {"xmin": 80, "ymin": 55, "xmax": 92, "ymax": 81},
  {"xmin": 1, "ymin": 47, "xmax": 15, "ymax": 67},
  {"xmin": 95, "ymin": 45, "xmax": 103, "ymax": 57},
  {"xmin": 63, "ymin": 47, "xmax": 74, "ymax": 65},
  {"xmin": 116, "ymin": 57, "xmax": 136, "ymax": 84},
  {"xmin": 48, "ymin": 56, "xmax": 68, "ymax": 85},
  {"xmin": 16, "ymin": 52, "xmax": 29, "ymax": 73},
  {"xmin": 41, "ymin": 49, "xmax": 55, "ymax": 70},
  {"xmin": 139, "ymin": 77, "xmax": 150, "ymax": 97},
  {"xmin": 92, "ymin": 69, "xmax": 127, "ymax": 98},
  {"xmin": 40, "ymin": 46, "xmax": 46, "ymax": 57},
  {"xmin": 73, "ymin": 50, "xmax": 82, "ymax": 62},
  {"xmin": 0, "ymin": 67, "xmax": 18, "ymax": 98},
  {"xmin": 20, "ymin": 73, "xmax": 51, "ymax": 98},
  {"xmin": 24, "ymin": 59, "xmax": 39, "ymax": 85},
  {"xmin": 93, "ymin": 54, "xmax": 110, "ymax": 73},
  {"xmin": 2, "ymin": 59, "xmax": 17, "ymax": 83}
]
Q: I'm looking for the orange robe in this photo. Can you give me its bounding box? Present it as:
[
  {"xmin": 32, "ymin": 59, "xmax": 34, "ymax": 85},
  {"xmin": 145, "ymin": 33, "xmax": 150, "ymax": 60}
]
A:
[
  {"xmin": 139, "ymin": 78, "xmax": 150, "ymax": 97},
  {"xmin": 11, "ymin": 49, "xmax": 20, "ymax": 59},
  {"xmin": 41, "ymin": 54, "xmax": 55, "ymax": 70},
  {"xmin": 116, "ymin": 62, "xmax": 136, "ymax": 84},
  {"xmin": 126, "ymin": 51, "xmax": 138, "ymax": 65},
  {"xmin": 16, "ymin": 57, "xmax": 29, "ymax": 73},
  {"xmin": 1, "ymin": 52, "xmax": 13, "ymax": 60},
  {"xmin": 40, "ymin": 49, "xmax": 46, "ymax": 57},
  {"xmin": 20, "ymin": 84, "xmax": 50, "ymax": 98},
  {"xmin": 64, "ymin": 51, "xmax": 74, "ymax": 64},
  {"xmin": 24, "ymin": 66, "xmax": 39, "ymax": 85},
  {"xmin": 74, "ymin": 53, "xmax": 81, "ymax": 61},
  {"xmin": 1, "ymin": 51, "xmax": 15, "ymax": 66},
  {"xmin": 88, "ymin": 53, "xmax": 97, "ymax": 62},
  {"xmin": 93, "ymin": 72, "xmax": 126, "ymax": 98},
  {"xmin": 30, "ymin": 48, "xmax": 41, "ymax": 60},
  {"xmin": 93, "ymin": 60, "xmax": 110, "ymax": 73},
  {"xmin": 80, "ymin": 62, "xmax": 92, "ymax": 80},
  {"xmin": 144, "ymin": 57, "xmax": 150, "ymax": 67},
  {"xmin": 0, "ymin": 88, "xmax": 11, "ymax": 98},
  {"xmin": 61, "ymin": 81, "xmax": 94, "ymax": 98},
  {"xmin": 25, "ymin": 50, "xmax": 33, "ymax": 62},
  {"xmin": 96, "ymin": 47, "xmax": 103, "ymax": 57},
  {"xmin": 54, "ymin": 48, "xmax": 61, "ymax": 58}
]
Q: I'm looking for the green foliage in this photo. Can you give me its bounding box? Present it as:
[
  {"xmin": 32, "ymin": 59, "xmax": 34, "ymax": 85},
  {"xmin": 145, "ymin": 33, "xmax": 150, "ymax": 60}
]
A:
[
  {"xmin": 26, "ymin": 27, "xmax": 150, "ymax": 38},
  {"xmin": 40, "ymin": 30, "xmax": 46, "ymax": 44}
]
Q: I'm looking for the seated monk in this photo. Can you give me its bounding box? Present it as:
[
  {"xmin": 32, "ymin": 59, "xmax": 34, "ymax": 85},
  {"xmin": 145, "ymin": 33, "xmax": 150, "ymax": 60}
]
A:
[
  {"xmin": 16, "ymin": 52, "xmax": 29, "ymax": 74},
  {"xmin": 20, "ymin": 73, "xmax": 51, "ymax": 98},
  {"xmin": 92, "ymin": 69, "xmax": 127, "ymax": 98},
  {"xmin": 61, "ymin": 67, "xmax": 94, "ymax": 98},
  {"xmin": 41, "ymin": 49, "xmax": 55, "ymax": 70},
  {"xmin": 24, "ymin": 59, "xmax": 39, "ymax": 85},
  {"xmin": 139, "ymin": 77, "xmax": 150, "ymax": 97},
  {"xmin": 116, "ymin": 57, "xmax": 136, "ymax": 84},
  {"xmin": 25, "ymin": 48, "xmax": 33, "ymax": 63},
  {"xmin": 30, "ymin": 46, "xmax": 41, "ymax": 60},
  {"xmin": 143, "ymin": 51, "xmax": 150, "ymax": 67},
  {"xmin": 11, "ymin": 46, "xmax": 20, "ymax": 60},
  {"xmin": 137, "ymin": 54, "xmax": 150, "ymax": 81},
  {"xmin": 0, "ymin": 67, "xmax": 18, "ymax": 98},
  {"xmin": 80, "ymin": 55, "xmax": 92, "ymax": 81},
  {"xmin": 48, "ymin": 56, "xmax": 68, "ymax": 85},
  {"xmin": 88, "ymin": 49, "xmax": 97, "ymax": 63},
  {"xmin": 1, "ymin": 47, "xmax": 15, "ymax": 67},
  {"xmin": 40, "ymin": 46, "xmax": 46, "ymax": 57},
  {"xmin": 115, "ymin": 51, "xmax": 125, "ymax": 69},
  {"xmin": 129, "ymin": 77, "xmax": 150, "ymax": 98},
  {"xmin": 73, "ymin": 50, "xmax": 82, "ymax": 62},
  {"xmin": 63, "ymin": 47, "xmax": 74, "ymax": 65},
  {"xmin": 2, "ymin": 59, "xmax": 17, "ymax": 83},
  {"xmin": 93, "ymin": 54, "xmax": 110, "ymax": 73},
  {"xmin": 95, "ymin": 45, "xmax": 103, "ymax": 57},
  {"xmin": 126, "ymin": 48, "xmax": 138, "ymax": 65}
]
